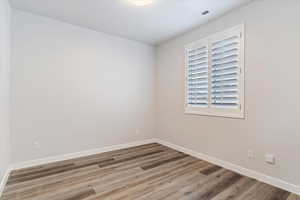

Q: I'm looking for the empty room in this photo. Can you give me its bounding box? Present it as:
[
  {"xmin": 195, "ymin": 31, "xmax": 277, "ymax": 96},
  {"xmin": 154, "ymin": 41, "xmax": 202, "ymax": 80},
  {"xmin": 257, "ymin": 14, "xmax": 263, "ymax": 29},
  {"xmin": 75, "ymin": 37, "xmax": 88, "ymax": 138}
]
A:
[{"xmin": 1, "ymin": 0, "xmax": 300, "ymax": 199}]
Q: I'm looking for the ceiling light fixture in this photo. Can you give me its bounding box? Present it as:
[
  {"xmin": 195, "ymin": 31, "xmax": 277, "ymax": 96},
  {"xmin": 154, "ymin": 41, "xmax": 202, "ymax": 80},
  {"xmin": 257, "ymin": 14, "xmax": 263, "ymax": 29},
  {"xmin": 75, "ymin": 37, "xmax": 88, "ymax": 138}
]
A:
[{"xmin": 128, "ymin": 0, "xmax": 154, "ymax": 6}]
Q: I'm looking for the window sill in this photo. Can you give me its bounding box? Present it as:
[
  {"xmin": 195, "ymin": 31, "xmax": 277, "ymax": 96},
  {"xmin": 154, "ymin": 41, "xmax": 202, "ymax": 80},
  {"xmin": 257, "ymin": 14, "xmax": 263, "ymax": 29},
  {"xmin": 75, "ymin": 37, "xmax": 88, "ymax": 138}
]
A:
[{"xmin": 184, "ymin": 109, "xmax": 245, "ymax": 119}]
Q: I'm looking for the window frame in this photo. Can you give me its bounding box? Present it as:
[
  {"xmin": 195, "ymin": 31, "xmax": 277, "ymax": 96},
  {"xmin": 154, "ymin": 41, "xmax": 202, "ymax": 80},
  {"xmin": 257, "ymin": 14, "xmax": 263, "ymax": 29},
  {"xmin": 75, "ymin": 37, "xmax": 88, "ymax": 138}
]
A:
[{"xmin": 184, "ymin": 24, "xmax": 245, "ymax": 119}]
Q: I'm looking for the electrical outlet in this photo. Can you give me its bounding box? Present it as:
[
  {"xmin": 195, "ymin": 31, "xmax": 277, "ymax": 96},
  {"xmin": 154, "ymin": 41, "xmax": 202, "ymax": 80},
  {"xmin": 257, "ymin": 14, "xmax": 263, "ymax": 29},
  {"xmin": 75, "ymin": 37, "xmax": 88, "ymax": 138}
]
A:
[
  {"xmin": 265, "ymin": 153, "xmax": 275, "ymax": 165},
  {"xmin": 248, "ymin": 150, "xmax": 254, "ymax": 159},
  {"xmin": 33, "ymin": 141, "xmax": 41, "ymax": 149}
]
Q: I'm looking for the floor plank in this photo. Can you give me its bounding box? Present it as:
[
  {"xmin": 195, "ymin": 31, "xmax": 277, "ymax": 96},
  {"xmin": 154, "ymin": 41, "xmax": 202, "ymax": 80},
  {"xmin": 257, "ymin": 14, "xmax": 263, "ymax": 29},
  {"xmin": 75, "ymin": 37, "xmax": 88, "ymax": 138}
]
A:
[
  {"xmin": 0, "ymin": 143, "xmax": 297, "ymax": 200},
  {"xmin": 288, "ymin": 194, "xmax": 300, "ymax": 200}
]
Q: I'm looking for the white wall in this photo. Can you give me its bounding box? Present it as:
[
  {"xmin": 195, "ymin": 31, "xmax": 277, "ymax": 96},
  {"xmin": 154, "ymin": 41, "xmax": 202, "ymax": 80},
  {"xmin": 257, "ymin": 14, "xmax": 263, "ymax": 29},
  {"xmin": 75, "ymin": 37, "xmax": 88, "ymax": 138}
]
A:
[
  {"xmin": 0, "ymin": 0, "xmax": 11, "ymax": 181},
  {"xmin": 156, "ymin": 0, "xmax": 300, "ymax": 186},
  {"xmin": 10, "ymin": 0, "xmax": 300, "ymax": 189},
  {"xmin": 11, "ymin": 10, "xmax": 155, "ymax": 163}
]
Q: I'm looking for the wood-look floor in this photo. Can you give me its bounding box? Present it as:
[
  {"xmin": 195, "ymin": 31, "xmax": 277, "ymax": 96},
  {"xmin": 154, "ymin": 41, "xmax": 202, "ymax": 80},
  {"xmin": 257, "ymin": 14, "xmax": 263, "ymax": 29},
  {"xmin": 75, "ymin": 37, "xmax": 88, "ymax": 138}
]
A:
[{"xmin": 1, "ymin": 143, "xmax": 299, "ymax": 200}]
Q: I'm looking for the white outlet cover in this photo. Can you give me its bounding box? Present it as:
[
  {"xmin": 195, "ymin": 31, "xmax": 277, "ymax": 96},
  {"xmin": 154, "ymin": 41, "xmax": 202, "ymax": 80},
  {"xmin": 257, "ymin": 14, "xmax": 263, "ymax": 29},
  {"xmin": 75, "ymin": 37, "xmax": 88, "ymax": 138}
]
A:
[
  {"xmin": 247, "ymin": 150, "xmax": 254, "ymax": 158},
  {"xmin": 34, "ymin": 141, "xmax": 41, "ymax": 149},
  {"xmin": 265, "ymin": 154, "xmax": 275, "ymax": 165}
]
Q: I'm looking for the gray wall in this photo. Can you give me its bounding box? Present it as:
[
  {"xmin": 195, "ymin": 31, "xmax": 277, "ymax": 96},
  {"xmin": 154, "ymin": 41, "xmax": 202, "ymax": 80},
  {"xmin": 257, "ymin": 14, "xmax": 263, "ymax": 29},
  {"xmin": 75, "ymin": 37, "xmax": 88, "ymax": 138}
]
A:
[
  {"xmin": 156, "ymin": 0, "xmax": 300, "ymax": 186},
  {"xmin": 11, "ymin": 10, "xmax": 156, "ymax": 163},
  {"xmin": 0, "ymin": 0, "xmax": 11, "ymax": 182}
]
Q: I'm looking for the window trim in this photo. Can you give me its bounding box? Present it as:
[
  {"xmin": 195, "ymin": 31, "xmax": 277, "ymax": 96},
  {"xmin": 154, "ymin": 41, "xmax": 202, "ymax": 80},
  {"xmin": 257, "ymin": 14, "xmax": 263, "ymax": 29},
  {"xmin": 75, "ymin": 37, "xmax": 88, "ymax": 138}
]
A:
[{"xmin": 184, "ymin": 24, "xmax": 245, "ymax": 119}]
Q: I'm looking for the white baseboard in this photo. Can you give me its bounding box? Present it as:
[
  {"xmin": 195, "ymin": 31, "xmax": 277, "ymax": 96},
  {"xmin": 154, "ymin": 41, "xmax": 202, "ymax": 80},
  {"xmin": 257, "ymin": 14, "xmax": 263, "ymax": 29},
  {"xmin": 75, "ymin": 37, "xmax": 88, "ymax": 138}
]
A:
[
  {"xmin": 155, "ymin": 139, "xmax": 300, "ymax": 196},
  {"xmin": 0, "ymin": 167, "xmax": 12, "ymax": 197},
  {"xmin": 12, "ymin": 138, "xmax": 157, "ymax": 170},
  {"xmin": 5, "ymin": 138, "xmax": 300, "ymax": 196}
]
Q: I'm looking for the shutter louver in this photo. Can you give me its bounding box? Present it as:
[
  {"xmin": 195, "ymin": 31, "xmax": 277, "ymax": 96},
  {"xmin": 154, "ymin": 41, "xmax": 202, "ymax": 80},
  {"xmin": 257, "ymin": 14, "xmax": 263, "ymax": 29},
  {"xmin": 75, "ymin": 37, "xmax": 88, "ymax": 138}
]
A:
[
  {"xmin": 210, "ymin": 34, "xmax": 241, "ymax": 108},
  {"xmin": 186, "ymin": 46, "xmax": 209, "ymax": 107}
]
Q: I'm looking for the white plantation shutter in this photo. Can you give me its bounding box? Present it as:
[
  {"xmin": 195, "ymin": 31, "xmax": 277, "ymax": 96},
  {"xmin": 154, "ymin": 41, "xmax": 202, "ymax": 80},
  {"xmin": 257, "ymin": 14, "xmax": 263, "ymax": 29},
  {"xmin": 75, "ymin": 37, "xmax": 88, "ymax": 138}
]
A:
[
  {"xmin": 210, "ymin": 34, "xmax": 241, "ymax": 108},
  {"xmin": 186, "ymin": 45, "xmax": 209, "ymax": 107},
  {"xmin": 185, "ymin": 24, "xmax": 244, "ymax": 118}
]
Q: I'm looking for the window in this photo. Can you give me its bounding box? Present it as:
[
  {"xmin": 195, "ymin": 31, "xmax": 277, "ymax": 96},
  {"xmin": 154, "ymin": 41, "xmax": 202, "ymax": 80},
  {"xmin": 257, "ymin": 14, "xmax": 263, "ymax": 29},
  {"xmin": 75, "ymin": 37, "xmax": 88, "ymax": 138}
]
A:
[{"xmin": 185, "ymin": 24, "xmax": 244, "ymax": 118}]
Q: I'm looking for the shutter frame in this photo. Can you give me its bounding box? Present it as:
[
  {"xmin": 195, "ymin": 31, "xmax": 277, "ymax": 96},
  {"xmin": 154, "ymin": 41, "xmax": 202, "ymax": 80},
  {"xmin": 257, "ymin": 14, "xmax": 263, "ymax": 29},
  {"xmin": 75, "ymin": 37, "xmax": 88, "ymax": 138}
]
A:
[{"xmin": 184, "ymin": 24, "xmax": 245, "ymax": 119}]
